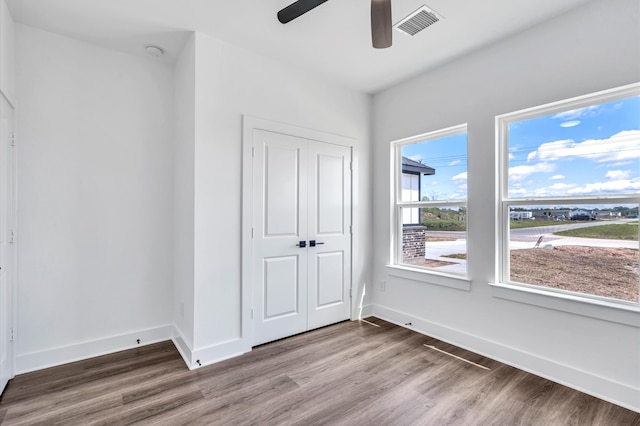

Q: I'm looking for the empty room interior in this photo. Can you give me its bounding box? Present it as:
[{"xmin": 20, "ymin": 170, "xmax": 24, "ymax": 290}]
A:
[{"xmin": 0, "ymin": 0, "xmax": 639, "ymax": 424}]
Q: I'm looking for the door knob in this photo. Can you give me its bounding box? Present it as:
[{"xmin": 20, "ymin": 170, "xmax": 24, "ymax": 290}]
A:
[
  {"xmin": 296, "ymin": 241, "xmax": 307, "ymax": 248},
  {"xmin": 309, "ymin": 240, "xmax": 324, "ymax": 247}
]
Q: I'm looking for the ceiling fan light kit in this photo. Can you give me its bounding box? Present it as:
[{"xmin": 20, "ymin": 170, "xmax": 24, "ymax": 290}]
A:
[{"xmin": 371, "ymin": 0, "xmax": 392, "ymax": 49}]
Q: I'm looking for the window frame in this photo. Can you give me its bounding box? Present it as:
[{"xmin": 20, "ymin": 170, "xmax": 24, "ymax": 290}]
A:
[
  {"xmin": 496, "ymin": 82, "xmax": 640, "ymax": 308},
  {"xmin": 389, "ymin": 124, "xmax": 469, "ymax": 285}
]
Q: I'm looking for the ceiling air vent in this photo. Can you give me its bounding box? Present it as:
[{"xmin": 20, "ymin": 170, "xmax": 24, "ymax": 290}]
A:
[{"xmin": 394, "ymin": 5, "xmax": 443, "ymax": 37}]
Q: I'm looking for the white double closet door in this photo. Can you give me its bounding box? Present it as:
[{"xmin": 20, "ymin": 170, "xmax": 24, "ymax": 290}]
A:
[{"xmin": 252, "ymin": 129, "xmax": 351, "ymax": 346}]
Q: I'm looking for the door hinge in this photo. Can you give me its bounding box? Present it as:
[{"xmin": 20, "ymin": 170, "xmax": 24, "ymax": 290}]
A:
[
  {"xmin": 251, "ymin": 228, "xmax": 254, "ymax": 239},
  {"xmin": 251, "ymin": 308, "xmax": 254, "ymax": 319},
  {"xmin": 9, "ymin": 230, "xmax": 15, "ymax": 244},
  {"xmin": 349, "ymin": 225, "xmax": 353, "ymax": 235},
  {"xmin": 349, "ymin": 288, "xmax": 352, "ymax": 298},
  {"xmin": 349, "ymin": 161, "xmax": 353, "ymax": 171},
  {"xmin": 252, "ymin": 146, "xmax": 255, "ymax": 158},
  {"xmin": 9, "ymin": 328, "xmax": 14, "ymax": 342},
  {"xmin": 10, "ymin": 132, "xmax": 15, "ymax": 147}
]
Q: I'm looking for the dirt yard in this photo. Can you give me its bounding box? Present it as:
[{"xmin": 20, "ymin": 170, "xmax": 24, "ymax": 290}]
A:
[{"xmin": 510, "ymin": 246, "xmax": 638, "ymax": 302}]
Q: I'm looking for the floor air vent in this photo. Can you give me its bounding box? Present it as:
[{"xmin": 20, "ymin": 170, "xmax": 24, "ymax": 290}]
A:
[{"xmin": 394, "ymin": 5, "xmax": 443, "ymax": 36}]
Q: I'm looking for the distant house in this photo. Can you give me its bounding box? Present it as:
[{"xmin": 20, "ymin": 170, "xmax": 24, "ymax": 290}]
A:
[
  {"xmin": 569, "ymin": 209, "xmax": 594, "ymax": 220},
  {"xmin": 510, "ymin": 211, "xmax": 533, "ymax": 220},
  {"xmin": 401, "ymin": 157, "xmax": 435, "ymax": 225},
  {"xmin": 594, "ymin": 211, "xmax": 622, "ymax": 219}
]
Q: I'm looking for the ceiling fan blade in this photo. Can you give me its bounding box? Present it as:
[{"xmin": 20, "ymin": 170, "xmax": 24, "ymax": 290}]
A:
[
  {"xmin": 278, "ymin": 0, "xmax": 329, "ymax": 24},
  {"xmin": 371, "ymin": 0, "xmax": 392, "ymax": 48}
]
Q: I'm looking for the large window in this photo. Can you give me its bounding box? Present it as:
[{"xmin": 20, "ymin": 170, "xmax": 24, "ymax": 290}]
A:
[
  {"xmin": 392, "ymin": 125, "xmax": 468, "ymax": 276},
  {"xmin": 498, "ymin": 83, "xmax": 640, "ymax": 304}
]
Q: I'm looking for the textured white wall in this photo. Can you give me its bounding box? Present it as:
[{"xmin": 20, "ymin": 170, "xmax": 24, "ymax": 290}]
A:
[
  {"xmin": 0, "ymin": 0, "xmax": 15, "ymax": 103},
  {"xmin": 190, "ymin": 32, "xmax": 372, "ymax": 354},
  {"xmin": 15, "ymin": 24, "xmax": 175, "ymax": 369},
  {"xmin": 372, "ymin": 0, "xmax": 640, "ymax": 411},
  {"xmin": 172, "ymin": 33, "xmax": 196, "ymax": 353}
]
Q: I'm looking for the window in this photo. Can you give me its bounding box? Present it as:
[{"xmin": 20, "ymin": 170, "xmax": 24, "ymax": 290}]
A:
[
  {"xmin": 391, "ymin": 125, "xmax": 468, "ymax": 276},
  {"xmin": 498, "ymin": 83, "xmax": 640, "ymax": 304}
]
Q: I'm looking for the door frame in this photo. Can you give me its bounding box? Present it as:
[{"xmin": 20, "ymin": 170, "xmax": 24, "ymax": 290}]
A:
[
  {"xmin": 241, "ymin": 116, "xmax": 355, "ymax": 349},
  {"xmin": 0, "ymin": 90, "xmax": 17, "ymax": 395}
]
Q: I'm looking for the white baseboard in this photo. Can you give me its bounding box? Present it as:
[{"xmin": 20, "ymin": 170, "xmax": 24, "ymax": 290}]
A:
[
  {"xmin": 371, "ymin": 305, "xmax": 640, "ymax": 413},
  {"xmin": 16, "ymin": 325, "xmax": 174, "ymax": 374},
  {"xmin": 15, "ymin": 323, "xmax": 250, "ymax": 374},
  {"xmin": 188, "ymin": 338, "xmax": 249, "ymax": 370},
  {"xmin": 171, "ymin": 326, "xmax": 194, "ymax": 367},
  {"xmin": 357, "ymin": 303, "xmax": 374, "ymax": 319},
  {"xmin": 170, "ymin": 326, "xmax": 249, "ymax": 370}
]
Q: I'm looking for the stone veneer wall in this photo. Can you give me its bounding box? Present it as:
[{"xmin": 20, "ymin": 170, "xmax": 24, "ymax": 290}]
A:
[{"xmin": 402, "ymin": 225, "xmax": 426, "ymax": 262}]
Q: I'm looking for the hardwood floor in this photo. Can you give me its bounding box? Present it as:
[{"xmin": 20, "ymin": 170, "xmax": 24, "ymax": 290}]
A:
[{"xmin": 1, "ymin": 318, "xmax": 638, "ymax": 425}]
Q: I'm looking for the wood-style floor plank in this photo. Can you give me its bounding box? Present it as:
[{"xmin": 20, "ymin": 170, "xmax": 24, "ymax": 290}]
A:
[{"xmin": 1, "ymin": 318, "xmax": 638, "ymax": 425}]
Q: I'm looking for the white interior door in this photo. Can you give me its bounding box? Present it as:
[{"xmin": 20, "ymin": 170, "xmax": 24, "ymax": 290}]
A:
[
  {"xmin": 0, "ymin": 93, "xmax": 15, "ymax": 395},
  {"xmin": 252, "ymin": 129, "xmax": 351, "ymax": 346},
  {"xmin": 252, "ymin": 130, "xmax": 309, "ymax": 345},
  {"xmin": 307, "ymin": 142, "xmax": 351, "ymax": 330}
]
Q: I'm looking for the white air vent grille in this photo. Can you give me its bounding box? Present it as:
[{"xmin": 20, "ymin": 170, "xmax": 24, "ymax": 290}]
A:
[{"xmin": 395, "ymin": 5, "xmax": 443, "ymax": 36}]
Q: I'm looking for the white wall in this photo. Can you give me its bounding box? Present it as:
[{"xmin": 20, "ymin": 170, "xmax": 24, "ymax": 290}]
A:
[
  {"xmin": 372, "ymin": 0, "xmax": 640, "ymax": 412},
  {"xmin": 186, "ymin": 32, "xmax": 372, "ymax": 363},
  {"xmin": 15, "ymin": 24, "xmax": 175, "ymax": 371},
  {"xmin": 0, "ymin": 0, "xmax": 15, "ymax": 103},
  {"xmin": 172, "ymin": 33, "xmax": 196, "ymax": 358}
]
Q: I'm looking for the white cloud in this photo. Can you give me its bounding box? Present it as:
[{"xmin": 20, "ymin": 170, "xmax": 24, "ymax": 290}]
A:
[
  {"xmin": 549, "ymin": 174, "xmax": 565, "ymax": 180},
  {"xmin": 508, "ymin": 153, "xmax": 515, "ymax": 160},
  {"xmin": 552, "ymin": 106, "xmax": 599, "ymax": 120},
  {"xmin": 605, "ymin": 170, "xmax": 631, "ymax": 180},
  {"xmin": 452, "ymin": 172, "xmax": 467, "ymax": 181},
  {"xmin": 560, "ymin": 120, "xmax": 580, "ymax": 128},
  {"xmin": 526, "ymin": 130, "xmax": 640, "ymax": 164},
  {"xmin": 509, "ymin": 162, "xmax": 556, "ymax": 181},
  {"xmin": 408, "ymin": 154, "xmax": 422, "ymax": 162},
  {"xmin": 523, "ymin": 178, "xmax": 640, "ymax": 197},
  {"xmin": 449, "ymin": 160, "xmax": 461, "ymax": 166},
  {"xmin": 528, "ymin": 182, "xmax": 578, "ymax": 197},
  {"xmin": 508, "ymin": 188, "xmax": 528, "ymax": 196},
  {"xmin": 566, "ymin": 178, "xmax": 640, "ymax": 195}
]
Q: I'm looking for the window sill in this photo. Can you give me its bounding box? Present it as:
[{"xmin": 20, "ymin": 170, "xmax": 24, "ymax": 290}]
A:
[
  {"xmin": 490, "ymin": 282, "xmax": 640, "ymax": 327},
  {"xmin": 386, "ymin": 265, "xmax": 471, "ymax": 291}
]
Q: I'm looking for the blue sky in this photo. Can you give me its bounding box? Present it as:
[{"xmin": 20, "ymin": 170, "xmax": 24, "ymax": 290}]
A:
[
  {"xmin": 508, "ymin": 96, "xmax": 640, "ymax": 198},
  {"xmin": 401, "ymin": 132, "xmax": 467, "ymax": 201},
  {"xmin": 401, "ymin": 95, "xmax": 639, "ymax": 201}
]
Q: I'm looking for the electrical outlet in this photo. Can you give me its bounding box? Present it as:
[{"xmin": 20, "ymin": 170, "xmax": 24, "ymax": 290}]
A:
[{"xmin": 379, "ymin": 280, "xmax": 386, "ymax": 291}]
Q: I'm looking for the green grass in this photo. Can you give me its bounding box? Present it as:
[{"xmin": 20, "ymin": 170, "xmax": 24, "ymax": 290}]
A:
[
  {"xmin": 421, "ymin": 219, "xmax": 466, "ymax": 231},
  {"xmin": 443, "ymin": 253, "xmax": 467, "ymax": 260},
  {"xmin": 554, "ymin": 223, "xmax": 638, "ymax": 241},
  {"xmin": 509, "ymin": 219, "xmax": 559, "ymax": 229}
]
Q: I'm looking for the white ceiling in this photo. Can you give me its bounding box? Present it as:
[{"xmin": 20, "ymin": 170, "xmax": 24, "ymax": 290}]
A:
[{"xmin": 6, "ymin": 0, "xmax": 595, "ymax": 93}]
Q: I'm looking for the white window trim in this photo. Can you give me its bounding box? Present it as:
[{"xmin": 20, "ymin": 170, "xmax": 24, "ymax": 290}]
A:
[
  {"xmin": 495, "ymin": 82, "xmax": 640, "ymax": 322},
  {"xmin": 388, "ymin": 124, "xmax": 469, "ymax": 289}
]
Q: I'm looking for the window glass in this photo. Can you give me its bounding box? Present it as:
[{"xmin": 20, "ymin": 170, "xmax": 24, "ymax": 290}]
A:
[
  {"xmin": 507, "ymin": 203, "xmax": 638, "ymax": 302},
  {"xmin": 500, "ymin": 85, "xmax": 640, "ymax": 304},
  {"xmin": 394, "ymin": 127, "xmax": 468, "ymax": 275},
  {"xmin": 508, "ymin": 97, "xmax": 640, "ymax": 198}
]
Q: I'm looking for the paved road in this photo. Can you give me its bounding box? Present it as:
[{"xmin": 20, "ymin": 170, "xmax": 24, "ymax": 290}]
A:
[
  {"xmin": 421, "ymin": 219, "xmax": 638, "ymax": 274},
  {"xmin": 509, "ymin": 219, "xmax": 636, "ymax": 242},
  {"xmin": 425, "ymin": 219, "xmax": 637, "ymax": 242}
]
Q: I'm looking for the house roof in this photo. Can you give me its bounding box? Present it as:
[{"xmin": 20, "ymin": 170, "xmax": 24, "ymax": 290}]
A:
[{"xmin": 402, "ymin": 157, "xmax": 435, "ymax": 175}]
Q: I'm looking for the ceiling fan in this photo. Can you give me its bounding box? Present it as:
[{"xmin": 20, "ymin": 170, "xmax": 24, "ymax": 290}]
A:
[{"xmin": 277, "ymin": 0, "xmax": 392, "ymax": 49}]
